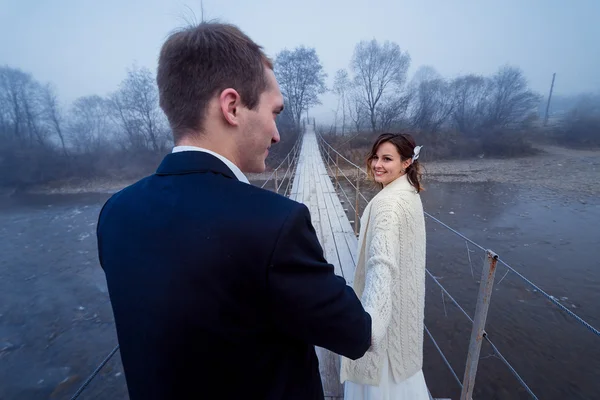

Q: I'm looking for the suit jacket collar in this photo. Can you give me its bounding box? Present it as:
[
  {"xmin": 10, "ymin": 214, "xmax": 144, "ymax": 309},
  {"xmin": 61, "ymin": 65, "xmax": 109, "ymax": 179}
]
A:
[{"xmin": 155, "ymin": 151, "xmax": 237, "ymax": 181}]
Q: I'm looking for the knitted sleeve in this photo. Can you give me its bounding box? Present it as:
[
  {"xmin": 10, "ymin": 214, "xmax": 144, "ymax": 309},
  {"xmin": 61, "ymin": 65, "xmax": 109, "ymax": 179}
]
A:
[{"xmin": 361, "ymin": 198, "xmax": 403, "ymax": 352}]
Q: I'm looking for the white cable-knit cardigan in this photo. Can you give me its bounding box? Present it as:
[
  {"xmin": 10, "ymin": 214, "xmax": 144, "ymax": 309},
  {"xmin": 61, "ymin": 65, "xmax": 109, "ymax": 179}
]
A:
[{"xmin": 340, "ymin": 173, "xmax": 427, "ymax": 386}]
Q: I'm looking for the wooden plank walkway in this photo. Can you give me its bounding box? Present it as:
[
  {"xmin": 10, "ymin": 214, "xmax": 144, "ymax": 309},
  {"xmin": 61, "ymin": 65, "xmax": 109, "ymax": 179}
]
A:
[
  {"xmin": 290, "ymin": 127, "xmax": 357, "ymax": 283},
  {"xmin": 288, "ymin": 127, "xmax": 448, "ymax": 400},
  {"xmin": 289, "ymin": 127, "xmax": 357, "ymax": 398}
]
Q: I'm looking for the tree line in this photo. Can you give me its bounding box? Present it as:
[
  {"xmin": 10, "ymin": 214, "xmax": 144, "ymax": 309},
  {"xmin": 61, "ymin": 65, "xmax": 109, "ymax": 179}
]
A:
[
  {"xmin": 0, "ymin": 62, "xmax": 299, "ymax": 189},
  {"xmin": 0, "ymin": 64, "xmax": 175, "ymax": 188},
  {"xmin": 273, "ymin": 40, "xmax": 600, "ymax": 159},
  {"xmin": 1, "ymin": 37, "xmax": 598, "ymax": 188}
]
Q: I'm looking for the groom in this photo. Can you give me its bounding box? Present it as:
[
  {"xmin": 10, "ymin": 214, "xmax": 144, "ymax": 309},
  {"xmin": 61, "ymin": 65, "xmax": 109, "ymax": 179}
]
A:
[{"xmin": 96, "ymin": 22, "xmax": 372, "ymax": 400}]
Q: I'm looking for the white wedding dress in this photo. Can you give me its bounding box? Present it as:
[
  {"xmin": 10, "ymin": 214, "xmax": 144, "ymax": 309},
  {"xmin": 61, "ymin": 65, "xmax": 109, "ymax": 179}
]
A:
[{"xmin": 344, "ymin": 355, "xmax": 430, "ymax": 400}]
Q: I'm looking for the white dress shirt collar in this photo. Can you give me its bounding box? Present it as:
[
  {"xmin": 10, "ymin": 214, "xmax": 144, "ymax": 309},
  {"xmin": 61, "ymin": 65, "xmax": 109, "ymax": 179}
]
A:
[{"xmin": 171, "ymin": 145, "xmax": 249, "ymax": 184}]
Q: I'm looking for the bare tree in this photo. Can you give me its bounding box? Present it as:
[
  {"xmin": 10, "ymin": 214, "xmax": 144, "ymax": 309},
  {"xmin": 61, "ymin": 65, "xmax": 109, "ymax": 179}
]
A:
[
  {"xmin": 351, "ymin": 39, "xmax": 411, "ymax": 132},
  {"xmin": 68, "ymin": 95, "xmax": 113, "ymax": 154},
  {"xmin": 41, "ymin": 83, "xmax": 68, "ymax": 155},
  {"xmin": 409, "ymin": 65, "xmax": 442, "ymax": 88},
  {"xmin": 0, "ymin": 66, "xmax": 46, "ymax": 145},
  {"xmin": 485, "ymin": 65, "xmax": 540, "ymax": 128},
  {"xmin": 0, "ymin": 88, "xmax": 9, "ymax": 136},
  {"xmin": 347, "ymin": 88, "xmax": 367, "ymax": 132},
  {"xmin": 333, "ymin": 69, "xmax": 351, "ymax": 135},
  {"xmin": 21, "ymin": 79, "xmax": 46, "ymax": 146},
  {"xmin": 109, "ymin": 91, "xmax": 145, "ymax": 150},
  {"xmin": 114, "ymin": 65, "xmax": 166, "ymax": 152},
  {"xmin": 410, "ymin": 77, "xmax": 453, "ymax": 133},
  {"xmin": 449, "ymin": 74, "xmax": 491, "ymax": 135},
  {"xmin": 377, "ymin": 94, "xmax": 411, "ymax": 131},
  {"xmin": 0, "ymin": 66, "xmax": 25, "ymax": 141},
  {"xmin": 275, "ymin": 46, "xmax": 327, "ymax": 128}
]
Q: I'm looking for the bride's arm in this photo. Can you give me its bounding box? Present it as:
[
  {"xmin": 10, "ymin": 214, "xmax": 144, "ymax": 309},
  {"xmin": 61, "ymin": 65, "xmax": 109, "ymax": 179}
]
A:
[{"xmin": 361, "ymin": 198, "xmax": 404, "ymax": 352}]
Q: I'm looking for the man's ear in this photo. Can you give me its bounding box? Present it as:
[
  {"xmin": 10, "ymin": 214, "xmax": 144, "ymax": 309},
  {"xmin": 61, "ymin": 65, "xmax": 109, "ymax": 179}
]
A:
[{"xmin": 219, "ymin": 88, "xmax": 242, "ymax": 127}]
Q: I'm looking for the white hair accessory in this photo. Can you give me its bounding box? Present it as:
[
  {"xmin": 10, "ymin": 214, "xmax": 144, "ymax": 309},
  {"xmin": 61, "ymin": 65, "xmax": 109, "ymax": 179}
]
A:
[{"xmin": 412, "ymin": 145, "xmax": 423, "ymax": 162}]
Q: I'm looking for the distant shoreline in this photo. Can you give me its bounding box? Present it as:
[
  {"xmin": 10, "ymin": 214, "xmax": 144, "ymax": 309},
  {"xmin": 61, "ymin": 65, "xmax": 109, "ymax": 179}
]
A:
[{"xmin": 4, "ymin": 144, "xmax": 598, "ymax": 198}]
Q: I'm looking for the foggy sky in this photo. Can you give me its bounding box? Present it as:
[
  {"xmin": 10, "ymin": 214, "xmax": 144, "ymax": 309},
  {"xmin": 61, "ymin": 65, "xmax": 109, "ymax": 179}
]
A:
[{"xmin": 1, "ymin": 0, "xmax": 599, "ymax": 123}]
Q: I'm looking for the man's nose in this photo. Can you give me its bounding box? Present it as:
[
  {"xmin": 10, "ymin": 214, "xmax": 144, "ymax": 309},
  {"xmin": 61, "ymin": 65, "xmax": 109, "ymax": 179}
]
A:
[{"xmin": 272, "ymin": 129, "xmax": 281, "ymax": 144}]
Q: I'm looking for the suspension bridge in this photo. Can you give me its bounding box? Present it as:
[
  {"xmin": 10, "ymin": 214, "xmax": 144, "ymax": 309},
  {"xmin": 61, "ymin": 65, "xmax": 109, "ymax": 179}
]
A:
[{"xmin": 70, "ymin": 125, "xmax": 599, "ymax": 400}]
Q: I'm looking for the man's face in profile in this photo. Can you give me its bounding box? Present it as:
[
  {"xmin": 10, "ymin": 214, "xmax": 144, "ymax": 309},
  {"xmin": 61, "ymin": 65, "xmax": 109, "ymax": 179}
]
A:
[{"xmin": 236, "ymin": 68, "xmax": 284, "ymax": 173}]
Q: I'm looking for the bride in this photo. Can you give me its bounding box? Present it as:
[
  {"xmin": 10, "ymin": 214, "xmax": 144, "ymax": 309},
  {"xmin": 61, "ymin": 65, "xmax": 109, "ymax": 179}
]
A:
[{"xmin": 340, "ymin": 133, "xmax": 428, "ymax": 400}]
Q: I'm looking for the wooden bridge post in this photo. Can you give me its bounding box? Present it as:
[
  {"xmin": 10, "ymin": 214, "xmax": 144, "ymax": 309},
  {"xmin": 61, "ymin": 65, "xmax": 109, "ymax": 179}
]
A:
[
  {"xmin": 294, "ymin": 141, "xmax": 298, "ymax": 161},
  {"xmin": 460, "ymin": 250, "xmax": 499, "ymax": 400},
  {"xmin": 354, "ymin": 168, "xmax": 360, "ymax": 236},
  {"xmin": 335, "ymin": 153, "xmax": 339, "ymax": 190}
]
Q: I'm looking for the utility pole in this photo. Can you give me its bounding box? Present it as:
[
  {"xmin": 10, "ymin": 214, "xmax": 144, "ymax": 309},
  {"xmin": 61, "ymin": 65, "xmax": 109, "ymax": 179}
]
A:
[{"xmin": 543, "ymin": 73, "xmax": 556, "ymax": 126}]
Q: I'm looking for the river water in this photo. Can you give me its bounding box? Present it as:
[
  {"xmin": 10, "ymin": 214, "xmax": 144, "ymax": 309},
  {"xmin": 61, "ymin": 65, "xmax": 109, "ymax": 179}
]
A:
[
  {"xmin": 0, "ymin": 180, "xmax": 598, "ymax": 399},
  {"xmin": 418, "ymin": 182, "xmax": 600, "ymax": 400}
]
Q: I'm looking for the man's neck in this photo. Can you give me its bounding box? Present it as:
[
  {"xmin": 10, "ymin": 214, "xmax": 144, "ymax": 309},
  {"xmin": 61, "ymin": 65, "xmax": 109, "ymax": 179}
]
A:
[
  {"xmin": 177, "ymin": 136, "xmax": 231, "ymax": 160},
  {"xmin": 175, "ymin": 134, "xmax": 245, "ymax": 171}
]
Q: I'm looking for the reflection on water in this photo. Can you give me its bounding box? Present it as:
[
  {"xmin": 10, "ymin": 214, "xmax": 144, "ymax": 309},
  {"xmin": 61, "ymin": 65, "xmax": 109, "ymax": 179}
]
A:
[{"xmin": 0, "ymin": 182, "xmax": 599, "ymax": 399}]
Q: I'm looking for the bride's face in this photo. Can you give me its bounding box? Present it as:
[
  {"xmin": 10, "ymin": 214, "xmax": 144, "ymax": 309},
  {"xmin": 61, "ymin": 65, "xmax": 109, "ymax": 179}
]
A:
[{"xmin": 370, "ymin": 142, "xmax": 405, "ymax": 187}]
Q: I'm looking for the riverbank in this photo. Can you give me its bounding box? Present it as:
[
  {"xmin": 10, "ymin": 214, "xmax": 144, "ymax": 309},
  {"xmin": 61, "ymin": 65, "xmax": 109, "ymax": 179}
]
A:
[
  {"xmin": 7, "ymin": 144, "xmax": 596, "ymax": 198},
  {"xmin": 422, "ymin": 144, "xmax": 600, "ymax": 197}
]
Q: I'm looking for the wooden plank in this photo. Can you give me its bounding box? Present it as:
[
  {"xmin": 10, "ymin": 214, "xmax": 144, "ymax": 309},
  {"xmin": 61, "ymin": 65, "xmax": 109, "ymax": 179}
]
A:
[
  {"xmin": 288, "ymin": 135, "xmax": 305, "ymax": 201},
  {"xmin": 320, "ymin": 185, "xmax": 355, "ymax": 284},
  {"xmin": 302, "ymin": 158, "xmax": 311, "ymax": 207},
  {"xmin": 308, "ymin": 163, "xmax": 324, "ymax": 245},
  {"xmin": 295, "ymin": 140, "xmax": 307, "ymax": 201},
  {"xmin": 320, "ymin": 168, "xmax": 336, "ymax": 194},
  {"xmin": 312, "ymin": 169, "xmax": 329, "ymax": 252},
  {"xmin": 289, "ymin": 166, "xmax": 300, "ymax": 200},
  {"xmin": 309, "ymin": 157, "xmax": 319, "ymax": 212},
  {"xmin": 312, "ymin": 166, "xmax": 341, "ymax": 276},
  {"xmin": 313, "ymin": 147, "xmax": 357, "ymax": 285},
  {"xmin": 297, "ymin": 159, "xmax": 306, "ymax": 203},
  {"xmin": 289, "ymin": 158, "xmax": 302, "ymax": 201},
  {"xmin": 333, "ymin": 232, "xmax": 355, "ymax": 284},
  {"xmin": 318, "ymin": 207, "xmax": 342, "ymax": 276},
  {"xmin": 325, "ymin": 178, "xmax": 359, "ymax": 267},
  {"xmin": 289, "ymin": 143, "xmax": 302, "ymax": 197},
  {"xmin": 333, "ymin": 203, "xmax": 359, "ymax": 269},
  {"xmin": 343, "ymin": 231, "xmax": 358, "ymax": 266},
  {"xmin": 315, "ymin": 346, "xmax": 343, "ymax": 397},
  {"xmin": 322, "ymin": 188, "xmax": 343, "ymax": 233}
]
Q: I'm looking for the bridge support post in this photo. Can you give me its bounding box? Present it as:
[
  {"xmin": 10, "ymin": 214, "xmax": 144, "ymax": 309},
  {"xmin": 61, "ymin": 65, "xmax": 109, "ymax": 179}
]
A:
[
  {"xmin": 354, "ymin": 168, "xmax": 360, "ymax": 236},
  {"xmin": 335, "ymin": 154, "xmax": 339, "ymax": 190},
  {"xmin": 460, "ymin": 250, "xmax": 499, "ymax": 400}
]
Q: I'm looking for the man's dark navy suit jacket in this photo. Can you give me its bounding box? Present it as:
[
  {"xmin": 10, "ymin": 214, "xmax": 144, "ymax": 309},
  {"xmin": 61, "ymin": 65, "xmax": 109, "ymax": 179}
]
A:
[{"xmin": 96, "ymin": 150, "xmax": 372, "ymax": 399}]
